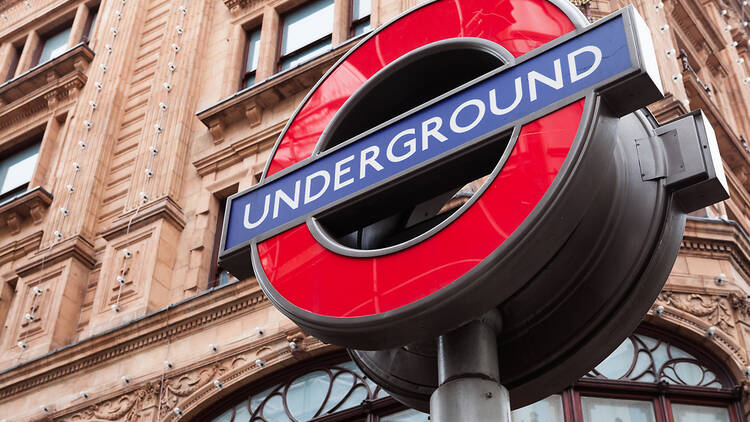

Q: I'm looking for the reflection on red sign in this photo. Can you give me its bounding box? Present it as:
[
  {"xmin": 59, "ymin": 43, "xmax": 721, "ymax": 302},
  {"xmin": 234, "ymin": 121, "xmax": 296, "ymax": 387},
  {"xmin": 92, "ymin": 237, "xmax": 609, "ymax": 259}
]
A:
[{"xmin": 257, "ymin": 0, "xmax": 583, "ymax": 317}]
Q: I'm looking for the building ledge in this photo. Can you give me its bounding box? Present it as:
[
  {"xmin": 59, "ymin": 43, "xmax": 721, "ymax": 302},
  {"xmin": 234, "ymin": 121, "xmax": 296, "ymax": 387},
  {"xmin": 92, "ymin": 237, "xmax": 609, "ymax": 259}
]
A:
[
  {"xmin": 0, "ymin": 43, "xmax": 94, "ymax": 130},
  {"xmin": 196, "ymin": 41, "xmax": 356, "ymax": 144},
  {"xmin": 0, "ymin": 186, "xmax": 52, "ymax": 235},
  {"xmin": 682, "ymin": 216, "xmax": 750, "ymax": 281},
  {"xmin": 671, "ymin": 0, "xmax": 727, "ymax": 57},
  {"xmin": 0, "ymin": 280, "xmax": 271, "ymax": 401},
  {"xmin": 100, "ymin": 196, "xmax": 187, "ymax": 240},
  {"xmin": 681, "ymin": 71, "xmax": 750, "ymax": 192}
]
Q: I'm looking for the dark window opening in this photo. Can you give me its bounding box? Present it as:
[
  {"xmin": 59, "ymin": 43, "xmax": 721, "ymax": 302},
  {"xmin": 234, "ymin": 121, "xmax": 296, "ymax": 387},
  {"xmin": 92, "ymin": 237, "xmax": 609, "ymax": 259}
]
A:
[
  {"xmin": 314, "ymin": 41, "xmax": 507, "ymax": 250},
  {"xmin": 33, "ymin": 22, "xmax": 73, "ymax": 67},
  {"xmin": 209, "ymin": 186, "xmax": 241, "ymax": 288},
  {"xmin": 4, "ymin": 45, "xmax": 21, "ymax": 82},
  {"xmin": 82, "ymin": 6, "xmax": 99, "ymax": 43}
]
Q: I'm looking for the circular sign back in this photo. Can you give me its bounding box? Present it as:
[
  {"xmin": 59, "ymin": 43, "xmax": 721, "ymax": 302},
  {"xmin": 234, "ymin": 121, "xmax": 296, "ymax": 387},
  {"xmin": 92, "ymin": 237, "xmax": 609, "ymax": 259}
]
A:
[{"xmin": 250, "ymin": 0, "xmax": 592, "ymax": 349}]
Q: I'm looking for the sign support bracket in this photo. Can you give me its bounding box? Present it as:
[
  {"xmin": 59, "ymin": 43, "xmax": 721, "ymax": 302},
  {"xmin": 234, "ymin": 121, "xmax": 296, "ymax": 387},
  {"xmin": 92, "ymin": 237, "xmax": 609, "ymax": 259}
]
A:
[{"xmin": 430, "ymin": 310, "xmax": 510, "ymax": 422}]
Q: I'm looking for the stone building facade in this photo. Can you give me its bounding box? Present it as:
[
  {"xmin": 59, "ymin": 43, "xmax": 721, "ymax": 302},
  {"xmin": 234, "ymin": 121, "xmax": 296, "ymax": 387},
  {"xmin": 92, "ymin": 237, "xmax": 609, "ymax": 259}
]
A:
[{"xmin": 0, "ymin": 0, "xmax": 749, "ymax": 420}]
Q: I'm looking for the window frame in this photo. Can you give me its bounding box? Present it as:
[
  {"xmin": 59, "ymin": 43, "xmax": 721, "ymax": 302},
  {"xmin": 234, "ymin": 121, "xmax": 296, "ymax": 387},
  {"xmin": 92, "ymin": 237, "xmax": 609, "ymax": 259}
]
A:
[
  {"xmin": 208, "ymin": 185, "xmax": 241, "ymax": 289},
  {"xmin": 193, "ymin": 325, "xmax": 744, "ymax": 422},
  {"xmin": 349, "ymin": 0, "xmax": 371, "ymax": 38},
  {"xmin": 277, "ymin": 0, "xmax": 335, "ymax": 72},
  {"xmin": 240, "ymin": 26, "xmax": 262, "ymax": 89},
  {"xmin": 0, "ymin": 131, "xmax": 44, "ymax": 204},
  {"xmin": 4, "ymin": 44, "xmax": 22, "ymax": 82},
  {"xmin": 566, "ymin": 324, "xmax": 743, "ymax": 422},
  {"xmin": 32, "ymin": 20, "xmax": 74, "ymax": 68},
  {"xmin": 81, "ymin": 5, "xmax": 99, "ymax": 44},
  {"xmin": 193, "ymin": 351, "xmax": 407, "ymax": 422}
]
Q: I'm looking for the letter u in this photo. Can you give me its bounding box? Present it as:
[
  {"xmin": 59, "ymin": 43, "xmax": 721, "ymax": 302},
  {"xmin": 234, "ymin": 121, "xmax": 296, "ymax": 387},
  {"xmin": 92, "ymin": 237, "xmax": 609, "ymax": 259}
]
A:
[{"xmin": 244, "ymin": 194, "xmax": 270, "ymax": 229}]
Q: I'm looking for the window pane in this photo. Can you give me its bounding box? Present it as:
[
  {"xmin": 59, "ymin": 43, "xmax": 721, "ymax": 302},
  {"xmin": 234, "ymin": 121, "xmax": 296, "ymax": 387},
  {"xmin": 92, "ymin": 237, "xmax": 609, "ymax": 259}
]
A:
[
  {"xmin": 222, "ymin": 361, "xmax": 382, "ymax": 422},
  {"xmin": 381, "ymin": 408, "xmax": 429, "ymax": 422},
  {"xmin": 511, "ymin": 395, "xmax": 564, "ymax": 422},
  {"xmin": 321, "ymin": 371, "xmax": 357, "ymax": 413},
  {"xmin": 0, "ymin": 143, "xmax": 40, "ymax": 195},
  {"xmin": 280, "ymin": 40, "xmax": 331, "ymax": 70},
  {"xmin": 234, "ymin": 402, "xmax": 251, "ymax": 422},
  {"xmin": 249, "ymin": 387, "xmax": 275, "ymax": 415},
  {"xmin": 352, "ymin": 0, "xmax": 370, "ymax": 20},
  {"xmin": 243, "ymin": 73, "xmax": 256, "ymax": 88},
  {"xmin": 672, "ymin": 404, "xmax": 731, "ymax": 422},
  {"xmin": 246, "ymin": 28, "xmax": 261, "ymax": 73},
  {"xmin": 286, "ymin": 371, "xmax": 331, "ymax": 420},
  {"xmin": 217, "ymin": 270, "xmax": 236, "ymax": 286},
  {"xmin": 39, "ymin": 27, "xmax": 71, "ymax": 64},
  {"xmin": 281, "ymin": 0, "xmax": 334, "ymax": 56},
  {"xmin": 352, "ymin": 20, "xmax": 371, "ymax": 36},
  {"xmin": 213, "ymin": 407, "xmax": 234, "ymax": 422},
  {"xmin": 594, "ymin": 338, "xmax": 635, "ymax": 379},
  {"xmin": 587, "ymin": 334, "xmax": 726, "ymax": 387},
  {"xmin": 332, "ymin": 384, "xmax": 368, "ymax": 412},
  {"xmin": 581, "ymin": 397, "xmax": 656, "ymax": 422}
]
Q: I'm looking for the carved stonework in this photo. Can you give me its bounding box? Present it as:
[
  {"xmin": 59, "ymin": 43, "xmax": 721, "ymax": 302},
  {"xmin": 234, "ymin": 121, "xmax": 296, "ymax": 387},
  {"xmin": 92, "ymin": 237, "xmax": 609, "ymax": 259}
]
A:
[
  {"xmin": 60, "ymin": 382, "xmax": 160, "ymax": 422},
  {"xmin": 223, "ymin": 0, "xmax": 263, "ymax": 14},
  {"xmin": 657, "ymin": 291, "xmax": 735, "ymax": 332},
  {"xmin": 159, "ymin": 363, "xmax": 226, "ymax": 418},
  {"xmin": 156, "ymin": 330, "xmax": 326, "ymax": 421},
  {"xmin": 0, "ymin": 45, "xmax": 93, "ymax": 132},
  {"xmin": 100, "ymin": 229, "xmax": 155, "ymax": 314},
  {"xmin": 729, "ymin": 292, "xmax": 750, "ymax": 317},
  {"xmin": 4, "ymin": 211, "xmax": 21, "ymax": 234},
  {"xmin": 13, "ymin": 271, "xmax": 59, "ymax": 344}
]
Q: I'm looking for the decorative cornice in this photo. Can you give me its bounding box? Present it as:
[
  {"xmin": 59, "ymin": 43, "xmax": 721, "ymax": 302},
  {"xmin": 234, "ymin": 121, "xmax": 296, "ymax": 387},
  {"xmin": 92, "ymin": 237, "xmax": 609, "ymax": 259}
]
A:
[
  {"xmin": 658, "ymin": 290, "xmax": 736, "ymax": 332},
  {"xmin": 0, "ymin": 282, "xmax": 271, "ymax": 401},
  {"xmin": 0, "ymin": 186, "xmax": 52, "ymax": 235},
  {"xmin": 0, "ymin": 230, "xmax": 41, "ymax": 267},
  {"xmin": 99, "ymin": 196, "xmax": 187, "ymax": 241},
  {"xmin": 192, "ymin": 120, "xmax": 285, "ymax": 176},
  {"xmin": 14, "ymin": 234, "xmax": 96, "ymax": 278},
  {"xmin": 680, "ymin": 217, "xmax": 750, "ymax": 281},
  {"xmin": 0, "ymin": 44, "xmax": 94, "ymax": 131},
  {"xmin": 52, "ymin": 328, "xmax": 331, "ymax": 422},
  {"xmin": 681, "ymin": 71, "xmax": 750, "ymax": 194},
  {"xmin": 222, "ymin": 0, "xmax": 263, "ymax": 14},
  {"xmin": 650, "ymin": 295, "xmax": 748, "ymax": 368},
  {"xmin": 671, "ymin": 0, "xmax": 727, "ymax": 54},
  {"xmin": 195, "ymin": 42, "xmax": 354, "ymax": 141},
  {"xmin": 647, "ymin": 93, "xmax": 688, "ymax": 124}
]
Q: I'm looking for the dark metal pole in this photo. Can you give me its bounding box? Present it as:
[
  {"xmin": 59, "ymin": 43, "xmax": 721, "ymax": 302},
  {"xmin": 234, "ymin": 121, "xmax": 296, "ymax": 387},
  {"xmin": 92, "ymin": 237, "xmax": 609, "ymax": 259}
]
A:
[{"xmin": 430, "ymin": 311, "xmax": 510, "ymax": 422}]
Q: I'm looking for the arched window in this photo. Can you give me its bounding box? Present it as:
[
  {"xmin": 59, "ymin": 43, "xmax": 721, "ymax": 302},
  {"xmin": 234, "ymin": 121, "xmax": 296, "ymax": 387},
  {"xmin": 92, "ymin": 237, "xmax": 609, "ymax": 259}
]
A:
[
  {"xmin": 513, "ymin": 327, "xmax": 744, "ymax": 422},
  {"xmin": 197, "ymin": 328, "xmax": 743, "ymax": 422},
  {"xmin": 199, "ymin": 353, "xmax": 426, "ymax": 422}
]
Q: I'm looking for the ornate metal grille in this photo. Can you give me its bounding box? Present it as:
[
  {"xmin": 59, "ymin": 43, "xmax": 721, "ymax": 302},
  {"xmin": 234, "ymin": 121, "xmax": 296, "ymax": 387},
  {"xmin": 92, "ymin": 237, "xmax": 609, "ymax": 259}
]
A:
[
  {"xmin": 586, "ymin": 333, "xmax": 726, "ymax": 388},
  {"xmin": 212, "ymin": 361, "xmax": 388, "ymax": 422}
]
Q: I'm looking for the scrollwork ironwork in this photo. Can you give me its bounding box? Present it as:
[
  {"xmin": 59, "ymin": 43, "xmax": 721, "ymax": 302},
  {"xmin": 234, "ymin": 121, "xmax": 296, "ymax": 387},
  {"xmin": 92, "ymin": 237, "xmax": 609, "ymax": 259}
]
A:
[
  {"xmin": 213, "ymin": 361, "xmax": 386, "ymax": 422},
  {"xmin": 586, "ymin": 333, "xmax": 726, "ymax": 388}
]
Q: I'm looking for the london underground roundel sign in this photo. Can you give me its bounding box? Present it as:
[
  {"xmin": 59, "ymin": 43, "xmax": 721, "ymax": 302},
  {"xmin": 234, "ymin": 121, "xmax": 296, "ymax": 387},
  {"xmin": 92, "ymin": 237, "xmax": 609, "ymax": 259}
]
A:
[{"xmin": 219, "ymin": 0, "xmax": 728, "ymax": 373}]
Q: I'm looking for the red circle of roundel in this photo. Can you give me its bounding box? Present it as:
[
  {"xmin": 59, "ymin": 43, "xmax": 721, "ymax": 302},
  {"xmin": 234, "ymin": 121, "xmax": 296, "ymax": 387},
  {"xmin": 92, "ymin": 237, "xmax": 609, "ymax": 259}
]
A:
[{"xmin": 257, "ymin": 0, "xmax": 584, "ymax": 317}]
